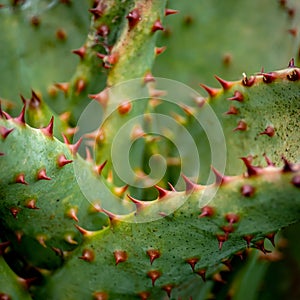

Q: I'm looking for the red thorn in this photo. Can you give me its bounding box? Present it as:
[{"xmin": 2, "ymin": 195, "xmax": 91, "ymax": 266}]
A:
[
  {"xmin": 225, "ymin": 105, "xmax": 239, "ymax": 115},
  {"xmin": 10, "ymin": 207, "xmax": 20, "ymax": 218},
  {"xmin": 221, "ymin": 224, "xmax": 235, "ymax": 237},
  {"xmin": 152, "ymin": 20, "xmax": 164, "ymax": 32},
  {"xmin": 241, "ymin": 157, "xmax": 262, "ymax": 176},
  {"xmin": 222, "ymin": 259, "xmax": 233, "ymax": 271},
  {"xmin": 228, "ymin": 90, "xmax": 244, "ymax": 102},
  {"xmin": 37, "ymin": 168, "xmax": 51, "ymax": 181},
  {"xmin": 72, "ymin": 46, "xmax": 86, "ymax": 59},
  {"xmin": 114, "ymin": 250, "xmax": 128, "ymax": 265},
  {"xmin": 242, "ymin": 74, "xmax": 256, "ymax": 87},
  {"xmin": 147, "ymin": 249, "xmax": 161, "ymax": 265},
  {"xmin": 162, "ymin": 284, "xmax": 173, "ymax": 298},
  {"xmin": 292, "ymin": 175, "xmax": 300, "ymax": 188},
  {"xmin": 0, "ymin": 241, "xmax": 10, "ymax": 255},
  {"xmin": 26, "ymin": 199, "xmax": 39, "ymax": 209},
  {"xmin": 155, "ymin": 46, "xmax": 167, "ymax": 55},
  {"xmin": 260, "ymin": 125, "xmax": 275, "ymax": 137},
  {"xmin": 66, "ymin": 207, "xmax": 79, "ymax": 222},
  {"xmin": 20, "ymin": 95, "xmax": 27, "ymax": 105},
  {"xmin": 62, "ymin": 134, "xmax": 83, "ymax": 156},
  {"xmin": 127, "ymin": 194, "xmax": 149, "ymax": 210},
  {"xmin": 186, "ymin": 257, "xmax": 199, "ymax": 272},
  {"xmin": 76, "ymin": 78, "xmax": 86, "ymax": 94},
  {"xmin": 85, "ymin": 147, "xmax": 93, "ymax": 162},
  {"xmin": 214, "ymin": 75, "xmax": 234, "ymax": 90},
  {"xmin": 196, "ymin": 269, "xmax": 206, "ymax": 282},
  {"xmin": 0, "ymin": 126, "xmax": 14, "ymax": 139},
  {"xmin": 138, "ymin": 291, "xmax": 150, "ymax": 300},
  {"xmin": 36, "ymin": 235, "xmax": 47, "ymax": 248},
  {"xmin": 64, "ymin": 233, "xmax": 78, "ymax": 245},
  {"xmin": 288, "ymin": 58, "xmax": 295, "ymax": 67},
  {"xmin": 56, "ymin": 28, "xmax": 67, "ymax": 40},
  {"xmin": 0, "ymin": 152, "xmax": 4, "ymax": 156},
  {"xmin": 57, "ymin": 154, "xmax": 73, "ymax": 167},
  {"xmin": 287, "ymin": 69, "xmax": 300, "ymax": 81},
  {"xmin": 18, "ymin": 277, "xmax": 38, "ymax": 290},
  {"xmin": 144, "ymin": 72, "xmax": 155, "ymax": 83},
  {"xmin": 154, "ymin": 185, "xmax": 169, "ymax": 199},
  {"xmin": 89, "ymin": 2, "xmax": 105, "ymax": 19},
  {"xmin": 89, "ymin": 89, "xmax": 109, "ymax": 108},
  {"xmin": 235, "ymin": 250, "xmax": 244, "ymax": 260},
  {"xmin": 216, "ymin": 234, "xmax": 227, "ymax": 250},
  {"xmin": 241, "ymin": 184, "xmax": 255, "ymax": 197},
  {"xmin": 15, "ymin": 231, "xmax": 23, "ymax": 243},
  {"xmin": 165, "ymin": 8, "xmax": 179, "ymax": 16},
  {"xmin": 288, "ymin": 28, "xmax": 297, "ymax": 37},
  {"xmin": 262, "ymin": 72, "xmax": 277, "ymax": 83},
  {"xmin": 79, "ymin": 249, "xmax": 95, "ymax": 262},
  {"xmin": 199, "ymin": 205, "xmax": 215, "ymax": 218},
  {"xmin": 126, "ymin": 8, "xmax": 141, "ymax": 30},
  {"xmin": 29, "ymin": 90, "xmax": 41, "ymax": 108},
  {"xmin": 233, "ymin": 120, "xmax": 247, "ymax": 131},
  {"xmin": 181, "ymin": 174, "xmax": 197, "ymax": 193},
  {"xmin": 40, "ymin": 116, "xmax": 54, "ymax": 138},
  {"xmin": 2, "ymin": 111, "xmax": 11, "ymax": 120},
  {"xmin": 15, "ymin": 173, "xmax": 28, "ymax": 185},
  {"xmin": 243, "ymin": 235, "xmax": 254, "ymax": 248},
  {"xmin": 225, "ymin": 213, "xmax": 240, "ymax": 224},
  {"xmin": 94, "ymin": 160, "xmax": 107, "ymax": 175},
  {"xmin": 265, "ymin": 232, "xmax": 276, "ymax": 247},
  {"xmin": 0, "ymin": 102, "xmax": 4, "ymax": 118},
  {"xmin": 14, "ymin": 104, "xmax": 26, "ymax": 125},
  {"xmin": 281, "ymin": 156, "xmax": 294, "ymax": 172},
  {"xmin": 51, "ymin": 247, "xmax": 64, "ymax": 257},
  {"xmin": 74, "ymin": 224, "xmax": 94, "ymax": 237},
  {"xmin": 147, "ymin": 270, "xmax": 161, "ymax": 286},
  {"xmin": 97, "ymin": 24, "xmax": 110, "ymax": 37},
  {"xmin": 93, "ymin": 292, "xmax": 109, "ymax": 300},
  {"xmin": 254, "ymin": 239, "xmax": 271, "ymax": 254},
  {"xmin": 114, "ymin": 184, "xmax": 129, "ymax": 196},
  {"xmin": 118, "ymin": 101, "xmax": 132, "ymax": 115},
  {"xmin": 167, "ymin": 182, "xmax": 176, "ymax": 192},
  {"xmin": 97, "ymin": 53, "xmax": 106, "ymax": 60},
  {"xmin": 213, "ymin": 273, "xmax": 226, "ymax": 284},
  {"xmin": 263, "ymin": 154, "xmax": 275, "ymax": 167},
  {"xmin": 101, "ymin": 208, "xmax": 120, "ymax": 222},
  {"xmin": 211, "ymin": 166, "xmax": 231, "ymax": 185},
  {"xmin": 54, "ymin": 82, "xmax": 69, "ymax": 94},
  {"xmin": 199, "ymin": 83, "xmax": 220, "ymax": 97}
]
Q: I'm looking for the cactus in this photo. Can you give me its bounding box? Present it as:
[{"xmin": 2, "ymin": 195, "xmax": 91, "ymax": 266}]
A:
[{"xmin": 0, "ymin": 0, "xmax": 300, "ymax": 299}]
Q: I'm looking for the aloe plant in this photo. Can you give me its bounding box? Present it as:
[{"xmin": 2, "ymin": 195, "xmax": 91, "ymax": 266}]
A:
[{"xmin": 0, "ymin": 1, "xmax": 299, "ymax": 299}]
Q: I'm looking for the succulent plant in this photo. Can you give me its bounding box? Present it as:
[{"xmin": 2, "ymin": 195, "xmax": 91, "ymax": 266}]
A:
[{"xmin": 0, "ymin": 0, "xmax": 299, "ymax": 299}]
